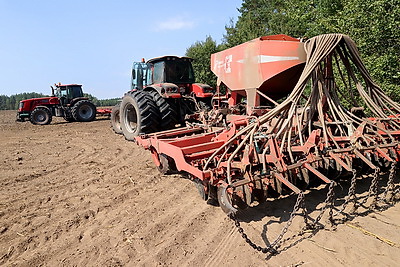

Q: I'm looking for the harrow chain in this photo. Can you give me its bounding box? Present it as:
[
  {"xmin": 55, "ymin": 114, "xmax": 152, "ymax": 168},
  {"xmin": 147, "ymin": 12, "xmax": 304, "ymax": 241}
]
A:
[
  {"xmin": 335, "ymin": 169, "xmax": 358, "ymax": 216},
  {"xmin": 230, "ymin": 191, "xmax": 306, "ymax": 254},
  {"xmin": 381, "ymin": 161, "xmax": 396, "ymax": 203},
  {"xmin": 359, "ymin": 167, "xmax": 381, "ymax": 208},
  {"xmin": 308, "ymin": 181, "xmax": 336, "ymax": 229},
  {"xmin": 230, "ymin": 164, "xmax": 399, "ymax": 255}
]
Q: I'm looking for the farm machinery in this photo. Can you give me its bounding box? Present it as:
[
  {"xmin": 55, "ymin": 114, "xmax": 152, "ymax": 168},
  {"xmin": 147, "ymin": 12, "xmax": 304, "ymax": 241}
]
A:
[
  {"xmin": 117, "ymin": 34, "xmax": 400, "ymax": 253},
  {"xmin": 17, "ymin": 83, "xmax": 110, "ymax": 125},
  {"xmin": 110, "ymin": 56, "xmax": 214, "ymax": 139}
]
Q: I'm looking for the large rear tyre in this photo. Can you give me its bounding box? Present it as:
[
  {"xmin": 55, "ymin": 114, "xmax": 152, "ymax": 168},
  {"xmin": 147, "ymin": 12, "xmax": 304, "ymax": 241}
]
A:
[
  {"xmin": 72, "ymin": 100, "xmax": 96, "ymax": 122},
  {"xmin": 30, "ymin": 107, "xmax": 52, "ymax": 125},
  {"xmin": 147, "ymin": 90, "xmax": 178, "ymax": 130},
  {"xmin": 120, "ymin": 91, "xmax": 160, "ymax": 141},
  {"xmin": 111, "ymin": 103, "xmax": 122, "ymax": 134}
]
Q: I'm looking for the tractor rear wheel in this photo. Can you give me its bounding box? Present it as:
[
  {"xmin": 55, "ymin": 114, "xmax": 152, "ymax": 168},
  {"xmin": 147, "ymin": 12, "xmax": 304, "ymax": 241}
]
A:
[
  {"xmin": 147, "ymin": 90, "xmax": 178, "ymax": 130},
  {"xmin": 72, "ymin": 100, "xmax": 96, "ymax": 122},
  {"xmin": 111, "ymin": 103, "xmax": 122, "ymax": 134},
  {"xmin": 30, "ymin": 107, "xmax": 52, "ymax": 125},
  {"xmin": 120, "ymin": 91, "xmax": 160, "ymax": 141}
]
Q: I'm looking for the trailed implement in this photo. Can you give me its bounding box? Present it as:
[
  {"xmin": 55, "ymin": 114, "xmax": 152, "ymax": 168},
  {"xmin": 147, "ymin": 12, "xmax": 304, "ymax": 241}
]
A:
[{"xmin": 134, "ymin": 34, "xmax": 400, "ymax": 253}]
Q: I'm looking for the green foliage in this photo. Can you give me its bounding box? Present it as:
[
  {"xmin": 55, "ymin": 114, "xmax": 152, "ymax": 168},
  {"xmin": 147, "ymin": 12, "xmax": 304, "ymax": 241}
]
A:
[
  {"xmin": 224, "ymin": 0, "xmax": 275, "ymax": 47},
  {"xmin": 84, "ymin": 93, "xmax": 120, "ymax": 107},
  {"xmin": 224, "ymin": 0, "xmax": 345, "ymax": 45},
  {"xmin": 185, "ymin": 36, "xmax": 222, "ymax": 87},
  {"xmin": 337, "ymin": 0, "xmax": 400, "ymax": 100}
]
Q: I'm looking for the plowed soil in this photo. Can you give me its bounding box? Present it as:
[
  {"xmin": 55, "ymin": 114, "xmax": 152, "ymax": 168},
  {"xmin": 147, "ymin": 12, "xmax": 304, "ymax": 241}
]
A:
[{"xmin": 1, "ymin": 109, "xmax": 400, "ymax": 266}]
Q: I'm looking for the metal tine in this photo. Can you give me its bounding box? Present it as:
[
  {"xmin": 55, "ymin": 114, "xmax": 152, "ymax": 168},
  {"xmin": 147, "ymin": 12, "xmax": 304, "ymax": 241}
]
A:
[
  {"xmin": 354, "ymin": 150, "xmax": 378, "ymax": 170},
  {"xmin": 303, "ymin": 163, "xmax": 332, "ymax": 184}
]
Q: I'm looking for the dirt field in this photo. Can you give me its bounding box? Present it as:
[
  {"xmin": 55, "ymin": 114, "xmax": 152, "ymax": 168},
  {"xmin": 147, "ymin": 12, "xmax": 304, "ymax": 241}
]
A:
[{"xmin": 1, "ymin": 109, "xmax": 400, "ymax": 266}]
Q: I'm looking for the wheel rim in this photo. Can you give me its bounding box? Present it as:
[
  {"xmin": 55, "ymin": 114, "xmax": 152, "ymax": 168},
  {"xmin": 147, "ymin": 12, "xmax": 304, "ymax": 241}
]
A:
[
  {"xmin": 124, "ymin": 103, "xmax": 138, "ymax": 133},
  {"xmin": 78, "ymin": 104, "xmax": 94, "ymax": 120},
  {"xmin": 34, "ymin": 111, "xmax": 46, "ymax": 122}
]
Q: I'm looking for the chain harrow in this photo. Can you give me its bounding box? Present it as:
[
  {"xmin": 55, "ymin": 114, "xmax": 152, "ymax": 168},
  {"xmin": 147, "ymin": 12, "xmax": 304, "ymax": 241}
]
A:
[
  {"xmin": 230, "ymin": 192, "xmax": 306, "ymax": 254},
  {"xmin": 381, "ymin": 162, "xmax": 397, "ymax": 203},
  {"xmin": 230, "ymin": 165, "xmax": 399, "ymax": 255}
]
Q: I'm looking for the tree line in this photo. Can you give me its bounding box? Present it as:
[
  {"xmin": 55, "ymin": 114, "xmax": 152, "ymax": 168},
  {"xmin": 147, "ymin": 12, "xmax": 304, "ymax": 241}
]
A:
[
  {"xmin": 83, "ymin": 94, "xmax": 120, "ymax": 107},
  {"xmin": 186, "ymin": 0, "xmax": 399, "ymax": 100},
  {"xmin": 0, "ymin": 92, "xmax": 119, "ymax": 110}
]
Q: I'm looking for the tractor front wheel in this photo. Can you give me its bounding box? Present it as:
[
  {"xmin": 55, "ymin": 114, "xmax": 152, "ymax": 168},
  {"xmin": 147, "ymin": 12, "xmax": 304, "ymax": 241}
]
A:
[
  {"xmin": 30, "ymin": 107, "xmax": 52, "ymax": 125},
  {"xmin": 72, "ymin": 100, "xmax": 96, "ymax": 122}
]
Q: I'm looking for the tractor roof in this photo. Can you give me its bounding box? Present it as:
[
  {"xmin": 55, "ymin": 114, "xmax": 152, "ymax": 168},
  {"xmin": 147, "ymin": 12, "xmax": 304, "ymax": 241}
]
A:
[
  {"xmin": 146, "ymin": 56, "xmax": 193, "ymax": 64},
  {"xmin": 56, "ymin": 84, "xmax": 82, "ymax": 87}
]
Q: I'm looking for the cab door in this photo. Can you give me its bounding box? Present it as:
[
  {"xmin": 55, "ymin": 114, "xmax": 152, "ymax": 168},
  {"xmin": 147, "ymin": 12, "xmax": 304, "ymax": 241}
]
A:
[{"xmin": 131, "ymin": 62, "xmax": 151, "ymax": 90}]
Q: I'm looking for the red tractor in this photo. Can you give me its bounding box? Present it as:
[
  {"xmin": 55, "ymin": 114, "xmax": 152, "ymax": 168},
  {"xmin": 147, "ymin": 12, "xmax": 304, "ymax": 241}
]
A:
[
  {"xmin": 17, "ymin": 83, "xmax": 97, "ymax": 125},
  {"xmin": 111, "ymin": 56, "xmax": 214, "ymax": 140}
]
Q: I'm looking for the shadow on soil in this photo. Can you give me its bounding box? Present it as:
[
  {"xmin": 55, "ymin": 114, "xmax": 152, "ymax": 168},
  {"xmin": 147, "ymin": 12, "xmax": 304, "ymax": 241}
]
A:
[{"xmin": 231, "ymin": 169, "xmax": 400, "ymax": 258}]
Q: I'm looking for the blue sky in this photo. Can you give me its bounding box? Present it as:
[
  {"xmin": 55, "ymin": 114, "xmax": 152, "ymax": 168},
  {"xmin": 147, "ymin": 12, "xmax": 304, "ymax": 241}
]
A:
[{"xmin": 0, "ymin": 0, "xmax": 242, "ymax": 99}]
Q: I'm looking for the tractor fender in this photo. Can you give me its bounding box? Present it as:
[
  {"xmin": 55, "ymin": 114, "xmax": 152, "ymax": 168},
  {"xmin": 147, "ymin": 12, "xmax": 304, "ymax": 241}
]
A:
[
  {"xmin": 191, "ymin": 83, "xmax": 214, "ymax": 98},
  {"xmin": 32, "ymin": 105, "xmax": 54, "ymax": 116},
  {"xmin": 145, "ymin": 84, "xmax": 181, "ymax": 98},
  {"xmin": 144, "ymin": 86, "xmax": 162, "ymax": 95},
  {"xmin": 69, "ymin": 97, "xmax": 90, "ymax": 107},
  {"xmin": 33, "ymin": 105, "xmax": 52, "ymax": 112}
]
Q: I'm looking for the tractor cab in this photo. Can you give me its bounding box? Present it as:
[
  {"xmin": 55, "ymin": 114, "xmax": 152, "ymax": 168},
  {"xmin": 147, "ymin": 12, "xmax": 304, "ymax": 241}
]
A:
[
  {"xmin": 131, "ymin": 62, "xmax": 151, "ymax": 90},
  {"xmin": 52, "ymin": 84, "xmax": 85, "ymax": 105},
  {"xmin": 148, "ymin": 56, "xmax": 195, "ymax": 85},
  {"xmin": 131, "ymin": 56, "xmax": 195, "ymax": 90}
]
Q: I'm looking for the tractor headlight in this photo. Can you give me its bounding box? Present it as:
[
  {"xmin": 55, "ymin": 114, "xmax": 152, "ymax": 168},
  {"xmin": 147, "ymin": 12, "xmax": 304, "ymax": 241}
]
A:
[{"xmin": 166, "ymin": 87, "xmax": 178, "ymax": 93}]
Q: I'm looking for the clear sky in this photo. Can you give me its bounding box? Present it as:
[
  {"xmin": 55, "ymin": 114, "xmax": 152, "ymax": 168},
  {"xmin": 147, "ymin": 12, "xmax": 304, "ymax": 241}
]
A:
[{"xmin": 0, "ymin": 0, "xmax": 242, "ymax": 99}]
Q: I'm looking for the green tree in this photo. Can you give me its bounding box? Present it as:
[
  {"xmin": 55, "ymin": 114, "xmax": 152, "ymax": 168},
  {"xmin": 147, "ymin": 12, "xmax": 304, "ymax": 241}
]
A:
[
  {"xmin": 337, "ymin": 0, "xmax": 400, "ymax": 99},
  {"xmin": 185, "ymin": 36, "xmax": 222, "ymax": 87},
  {"xmin": 224, "ymin": 0, "xmax": 274, "ymax": 47},
  {"xmin": 84, "ymin": 93, "xmax": 119, "ymax": 106},
  {"xmin": 224, "ymin": 0, "xmax": 344, "ymax": 46}
]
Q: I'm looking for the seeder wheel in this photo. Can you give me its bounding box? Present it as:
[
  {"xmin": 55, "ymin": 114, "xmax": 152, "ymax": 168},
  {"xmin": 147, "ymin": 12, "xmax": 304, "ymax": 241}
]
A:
[
  {"xmin": 217, "ymin": 184, "xmax": 252, "ymax": 215},
  {"xmin": 193, "ymin": 178, "xmax": 208, "ymax": 201},
  {"xmin": 217, "ymin": 185, "xmax": 237, "ymax": 215},
  {"xmin": 152, "ymin": 150, "xmax": 176, "ymax": 175}
]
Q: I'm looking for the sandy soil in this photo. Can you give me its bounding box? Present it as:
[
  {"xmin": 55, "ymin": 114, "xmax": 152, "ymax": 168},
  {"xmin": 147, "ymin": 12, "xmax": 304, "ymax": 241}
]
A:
[{"xmin": 1, "ymin": 109, "xmax": 400, "ymax": 266}]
